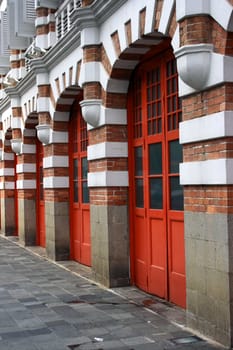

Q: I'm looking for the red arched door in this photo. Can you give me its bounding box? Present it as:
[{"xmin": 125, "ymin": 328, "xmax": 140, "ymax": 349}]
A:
[
  {"xmin": 36, "ymin": 141, "xmax": 45, "ymax": 247},
  {"xmin": 129, "ymin": 50, "xmax": 186, "ymax": 308},
  {"xmin": 69, "ymin": 100, "xmax": 91, "ymax": 266}
]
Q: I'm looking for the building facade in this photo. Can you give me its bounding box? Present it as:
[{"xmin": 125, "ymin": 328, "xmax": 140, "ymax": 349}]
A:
[{"xmin": 0, "ymin": 0, "xmax": 233, "ymax": 347}]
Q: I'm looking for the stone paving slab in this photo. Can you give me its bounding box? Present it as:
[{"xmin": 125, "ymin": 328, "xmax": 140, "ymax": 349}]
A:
[{"xmin": 0, "ymin": 235, "xmax": 224, "ymax": 350}]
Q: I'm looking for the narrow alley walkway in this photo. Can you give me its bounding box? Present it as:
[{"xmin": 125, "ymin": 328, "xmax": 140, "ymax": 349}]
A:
[{"xmin": 0, "ymin": 235, "xmax": 223, "ymax": 350}]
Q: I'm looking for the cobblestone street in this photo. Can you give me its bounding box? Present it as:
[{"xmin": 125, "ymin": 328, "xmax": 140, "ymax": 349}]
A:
[{"xmin": 0, "ymin": 236, "xmax": 224, "ymax": 350}]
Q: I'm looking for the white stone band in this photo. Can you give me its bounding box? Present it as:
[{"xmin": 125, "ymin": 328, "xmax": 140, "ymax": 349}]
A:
[
  {"xmin": 88, "ymin": 171, "xmax": 128, "ymax": 187},
  {"xmin": 88, "ymin": 142, "xmax": 128, "ymax": 160},
  {"xmin": 180, "ymin": 111, "xmax": 233, "ymax": 144},
  {"xmin": 180, "ymin": 158, "xmax": 233, "ymax": 185}
]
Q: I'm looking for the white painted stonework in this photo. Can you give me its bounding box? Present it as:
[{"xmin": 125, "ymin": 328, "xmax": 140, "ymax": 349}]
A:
[
  {"xmin": 21, "ymin": 144, "xmax": 36, "ymax": 154},
  {"xmin": 0, "ymin": 168, "xmax": 14, "ymax": 176},
  {"xmin": 88, "ymin": 171, "xmax": 129, "ymax": 187},
  {"xmin": 180, "ymin": 111, "xmax": 233, "ymax": 144},
  {"xmin": 0, "ymin": 182, "xmax": 14, "ymax": 190},
  {"xmin": 180, "ymin": 158, "xmax": 233, "ymax": 185},
  {"xmin": 43, "ymin": 176, "xmax": 69, "ymax": 188},
  {"xmin": 88, "ymin": 142, "xmax": 128, "ymax": 161},
  {"xmin": 16, "ymin": 163, "xmax": 36, "ymax": 173},
  {"xmin": 43, "ymin": 156, "xmax": 69, "ymax": 168},
  {"xmin": 16, "ymin": 180, "xmax": 36, "ymax": 189}
]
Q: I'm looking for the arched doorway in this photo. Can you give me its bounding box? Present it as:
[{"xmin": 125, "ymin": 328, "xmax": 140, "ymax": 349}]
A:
[
  {"xmin": 128, "ymin": 49, "xmax": 185, "ymax": 308},
  {"xmin": 36, "ymin": 140, "xmax": 45, "ymax": 247},
  {"xmin": 69, "ymin": 99, "xmax": 91, "ymax": 266}
]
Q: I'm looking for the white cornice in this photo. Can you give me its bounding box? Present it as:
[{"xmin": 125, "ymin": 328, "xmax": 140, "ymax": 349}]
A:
[
  {"xmin": 1, "ymin": 70, "xmax": 36, "ymax": 104},
  {"xmin": 72, "ymin": 0, "xmax": 128, "ymax": 28},
  {"xmin": 30, "ymin": 29, "xmax": 81, "ymax": 72}
]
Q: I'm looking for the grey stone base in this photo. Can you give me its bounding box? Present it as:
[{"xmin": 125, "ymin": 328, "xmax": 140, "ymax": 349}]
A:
[
  {"xmin": 1, "ymin": 197, "xmax": 16, "ymax": 236},
  {"xmin": 45, "ymin": 201, "xmax": 70, "ymax": 261},
  {"xmin": 91, "ymin": 205, "xmax": 130, "ymax": 288},
  {"xmin": 185, "ymin": 211, "xmax": 233, "ymax": 348},
  {"xmin": 18, "ymin": 199, "xmax": 37, "ymax": 246}
]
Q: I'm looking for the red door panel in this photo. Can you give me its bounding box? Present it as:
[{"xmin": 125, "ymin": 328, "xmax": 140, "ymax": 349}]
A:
[
  {"xmin": 168, "ymin": 213, "xmax": 186, "ymax": 307},
  {"xmin": 72, "ymin": 207, "xmax": 81, "ymax": 262},
  {"xmin": 129, "ymin": 49, "xmax": 186, "ymax": 308},
  {"xmin": 149, "ymin": 216, "xmax": 166, "ymax": 298},
  {"xmin": 134, "ymin": 211, "xmax": 147, "ymax": 291},
  {"xmin": 81, "ymin": 207, "xmax": 91, "ymax": 265},
  {"xmin": 70, "ymin": 99, "xmax": 91, "ymax": 267}
]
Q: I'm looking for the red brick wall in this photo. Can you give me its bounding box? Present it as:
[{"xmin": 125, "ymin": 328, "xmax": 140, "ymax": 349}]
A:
[
  {"xmin": 90, "ymin": 188, "xmax": 128, "ymax": 205},
  {"xmin": 180, "ymin": 13, "xmax": 233, "ymax": 214}
]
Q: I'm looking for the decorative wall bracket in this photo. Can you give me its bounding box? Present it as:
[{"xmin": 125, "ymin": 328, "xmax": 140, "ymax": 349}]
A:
[
  {"xmin": 0, "ymin": 149, "xmax": 3, "ymax": 161},
  {"xmin": 175, "ymin": 44, "xmax": 213, "ymax": 91},
  {"xmin": 80, "ymin": 99, "xmax": 102, "ymax": 127},
  {"xmin": 10, "ymin": 139, "xmax": 23, "ymax": 155},
  {"xmin": 36, "ymin": 124, "xmax": 51, "ymax": 145}
]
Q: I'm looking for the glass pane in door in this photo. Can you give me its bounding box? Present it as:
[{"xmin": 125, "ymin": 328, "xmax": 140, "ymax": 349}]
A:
[
  {"xmin": 82, "ymin": 157, "xmax": 89, "ymax": 203},
  {"xmin": 135, "ymin": 146, "xmax": 144, "ymax": 208},
  {"xmin": 73, "ymin": 158, "xmax": 78, "ymax": 202},
  {"xmin": 150, "ymin": 178, "xmax": 163, "ymax": 209},
  {"xmin": 170, "ymin": 176, "xmax": 183, "ymax": 210},
  {"xmin": 169, "ymin": 140, "xmax": 182, "ymax": 173},
  {"xmin": 149, "ymin": 143, "xmax": 162, "ymax": 175}
]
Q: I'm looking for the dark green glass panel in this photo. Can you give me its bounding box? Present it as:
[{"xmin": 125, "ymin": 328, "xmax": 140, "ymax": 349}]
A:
[
  {"xmin": 169, "ymin": 140, "xmax": 182, "ymax": 173},
  {"xmin": 147, "ymin": 87, "xmax": 151, "ymax": 101},
  {"xmin": 73, "ymin": 181, "xmax": 78, "ymax": 202},
  {"xmin": 82, "ymin": 181, "xmax": 89, "ymax": 203},
  {"xmin": 172, "ymin": 77, "xmax": 177, "ymax": 93},
  {"xmin": 135, "ymin": 179, "xmax": 144, "ymax": 208},
  {"xmin": 157, "ymin": 84, "xmax": 161, "ymax": 99},
  {"xmin": 73, "ymin": 159, "xmax": 78, "ymax": 202},
  {"xmin": 135, "ymin": 147, "xmax": 143, "ymax": 176},
  {"xmin": 149, "ymin": 143, "xmax": 162, "ymax": 175},
  {"xmin": 167, "ymin": 79, "xmax": 171, "ymax": 94},
  {"xmin": 147, "ymin": 104, "xmax": 152, "ymax": 118},
  {"xmin": 82, "ymin": 157, "xmax": 88, "ymax": 179},
  {"xmin": 73, "ymin": 158, "xmax": 78, "ymax": 180},
  {"xmin": 157, "ymin": 101, "xmax": 161, "ymax": 116},
  {"xmin": 150, "ymin": 178, "xmax": 163, "ymax": 209},
  {"xmin": 170, "ymin": 176, "xmax": 183, "ymax": 210}
]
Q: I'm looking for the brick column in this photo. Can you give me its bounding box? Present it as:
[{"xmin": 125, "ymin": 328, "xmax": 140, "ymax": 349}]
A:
[
  {"xmin": 82, "ymin": 42, "xmax": 129, "ymax": 287},
  {"xmin": 35, "ymin": 7, "xmax": 56, "ymax": 49},
  {"xmin": 177, "ymin": 12, "xmax": 233, "ymax": 347},
  {"xmin": 15, "ymin": 127, "xmax": 37, "ymax": 246},
  {"xmin": 0, "ymin": 137, "xmax": 15, "ymax": 236},
  {"xmin": 9, "ymin": 49, "xmax": 26, "ymax": 81},
  {"xmin": 42, "ymin": 118, "xmax": 70, "ymax": 261},
  {"xmin": 10, "ymin": 50, "xmax": 20, "ymax": 80},
  {"xmin": 37, "ymin": 81, "xmax": 70, "ymax": 260}
]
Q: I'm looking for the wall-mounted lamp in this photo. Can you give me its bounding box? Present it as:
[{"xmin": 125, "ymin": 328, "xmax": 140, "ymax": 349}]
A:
[
  {"xmin": 10, "ymin": 139, "xmax": 22, "ymax": 155},
  {"xmin": 36, "ymin": 124, "xmax": 51, "ymax": 145},
  {"xmin": 80, "ymin": 99, "xmax": 102, "ymax": 127}
]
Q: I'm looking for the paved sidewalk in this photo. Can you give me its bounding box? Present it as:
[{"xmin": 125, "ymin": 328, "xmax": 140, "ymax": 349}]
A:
[{"xmin": 0, "ymin": 235, "xmax": 223, "ymax": 350}]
